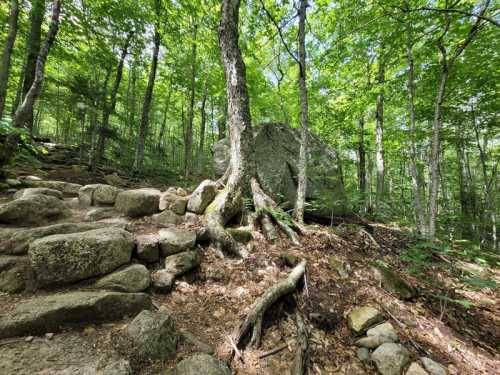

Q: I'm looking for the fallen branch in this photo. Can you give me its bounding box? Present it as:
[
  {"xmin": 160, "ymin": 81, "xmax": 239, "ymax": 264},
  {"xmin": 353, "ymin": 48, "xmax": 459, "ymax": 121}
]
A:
[
  {"xmin": 291, "ymin": 309, "xmax": 308, "ymax": 375},
  {"xmin": 232, "ymin": 260, "xmax": 307, "ymax": 352},
  {"xmin": 258, "ymin": 339, "xmax": 295, "ymax": 359}
]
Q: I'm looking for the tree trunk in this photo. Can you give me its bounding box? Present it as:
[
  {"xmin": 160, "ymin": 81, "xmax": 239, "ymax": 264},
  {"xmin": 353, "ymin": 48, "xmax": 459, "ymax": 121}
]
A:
[
  {"xmin": 375, "ymin": 49, "xmax": 385, "ymax": 210},
  {"xmin": 198, "ymin": 79, "xmax": 208, "ymax": 173},
  {"xmin": 91, "ymin": 33, "xmax": 133, "ymax": 170},
  {"xmin": 405, "ymin": 12, "xmax": 426, "ymax": 235},
  {"xmin": 157, "ymin": 81, "xmax": 172, "ymax": 153},
  {"xmin": 21, "ymin": 0, "xmax": 46, "ymax": 134},
  {"xmin": 293, "ymin": 0, "xmax": 309, "ymax": 224},
  {"xmin": 218, "ymin": 101, "xmax": 227, "ymax": 140},
  {"xmin": 0, "ymin": 0, "xmax": 20, "ymax": 120},
  {"xmin": 133, "ymin": 26, "xmax": 161, "ymax": 173},
  {"xmin": 357, "ymin": 116, "xmax": 366, "ymax": 212},
  {"xmin": 184, "ymin": 23, "xmax": 198, "ymax": 178},
  {"xmin": 0, "ymin": 0, "xmax": 60, "ymax": 171}
]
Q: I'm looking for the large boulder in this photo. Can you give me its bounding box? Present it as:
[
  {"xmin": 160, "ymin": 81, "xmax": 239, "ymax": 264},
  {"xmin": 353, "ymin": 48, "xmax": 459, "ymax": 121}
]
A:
[
  {"xmin": 173, "ymin": 353, "xmax": 231, "ymax": 375},
  {"xmin": 0, "ymin": 194, "xmax": 69, "ymax": 225},
  {"xmin": 0, "ymin": 222, "xmax": 112, "ymax": 255},
  {"xmin": 24, "ymin": 179, "xmax": 82, "ymax": 196},
  {"xmin": 135, "ymin": 234, "xmax": 160, "ymax": 263},
  {"xmin": 13, "ymin": 187, "xmax": 63, "ymax": 200},
  {"xmin": 84, "ymin": 207, "xmax": 119, "ymax": 221},
  {"xmin": 0, "ymin": 291, "xmax": 151, "ymax": 339},
  {"xmin": 159, "ymin": 191, "xmax": 188, "ymax": 214},
  {"xmin": 159, "ymin": 228, "xmax": 196, "ymax": 256},
  {"xmin": 372, "ymin": 343, "xmax": 410, "ymax": 375},
  {"xmin": 93, "ymin": 264, "xmax": 151, "ymax": 292},
  {"xmin": 187, "ymin": 180, "xmax": 217, "ymax": 214},
  {"xmin": 29, "ymin": 228, "xmax": 134, "ymax": 287},
  {"xmin": 213, "ymin": 123, "xmax": 349, "ymax": 219},
  {"xmin": 126, "ymin": 310, "xmax": 178, "ymax": 359},
  {"xmin": 0, "ymin": 256, "xmax": 29, "ymax": 293},
  {"xmin": 79, "ymin": 184, "xmax": 122, "ymax": 207},
  {"xmin": 151, "ymin": 209, "xmax": 183, "ymax": 226},
  {"xmin": 115, "ymin": 188, "xmax": 161, "ymax": 217},
  {"xmin": 164, "ymin": 250, "xmax": 201, "ymax": 275}
]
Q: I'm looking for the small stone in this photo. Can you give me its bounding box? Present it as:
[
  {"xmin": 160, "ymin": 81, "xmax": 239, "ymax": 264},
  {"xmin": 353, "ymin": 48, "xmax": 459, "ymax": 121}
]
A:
[
  {"xmin": 347, "ymin": 306, "xmax": 384, "ymax": 334},
  {"xmin": 173, "ymin": 353, "xmax": 231, "ymax": 375},
  {"xmin": 187, "ymin": 180, "xmax": 217, "ymax": 214},
  {"xmin": 356, "ymin": 335, "xmax": 391, "ymax": 349},
  {"xmin": 45, "ymin": 332, "xmax": 54, "ymax": 340},
  {"xmin": 420, "ymin": 357, "xmax": 447, "ymax": 375},
  {"xmin": 25, "ymin": 336, "xmax": 34, "ymax": 342},
  {"xmin": 406, "ymin": 362, "xmax": 430, "ymax": 375},
  {"xmin": 329, "ymin": 255, "xmax": 349, "ymax": 279},
  {"xmin": 151, "ymin": 270, "xmax": 175, "ymax": 293},
  {"xmin": 372, "ymin": 343, "xmax": 410, "ymax": 375},
  {"xmin": 357, "ymin": 347, "xmax": 371, "ymax": 362},
  {"xmin": 374, "ymin": 261, "xmax": 417, "ymax": 300},
  {"xmin": 367, "ymin": 322, "xmax": 399, "ymax": 342}
]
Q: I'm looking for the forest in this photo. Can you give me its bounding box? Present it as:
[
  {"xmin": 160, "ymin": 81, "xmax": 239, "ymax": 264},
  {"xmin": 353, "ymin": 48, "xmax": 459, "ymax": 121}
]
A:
[{"xmin": 0, "ymin": 0, "xmax": 498, "ymax": 375}]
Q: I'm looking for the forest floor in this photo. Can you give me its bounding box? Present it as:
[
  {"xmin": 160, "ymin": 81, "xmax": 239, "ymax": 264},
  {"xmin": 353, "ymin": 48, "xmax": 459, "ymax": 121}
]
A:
[{"xmin": 0, "ymin": 146, "xmax": 499, "ymax": 375}]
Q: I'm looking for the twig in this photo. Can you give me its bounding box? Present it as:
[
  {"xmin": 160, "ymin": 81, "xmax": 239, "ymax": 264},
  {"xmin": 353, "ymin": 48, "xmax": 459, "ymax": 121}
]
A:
[
  {"xmin": 227, "ymin": 335, "xmax": 243, "ymax": 362},
  {"xmin": 359, "ymin": 228, "xmax": 381, "ymax": 249},
  {"xmin": 380, "ymin": 304, "xmax": 426, "ymax": 354},
  {"xmin": 258, "ymin": 339, "xmax": 295, "ymax": 359}
]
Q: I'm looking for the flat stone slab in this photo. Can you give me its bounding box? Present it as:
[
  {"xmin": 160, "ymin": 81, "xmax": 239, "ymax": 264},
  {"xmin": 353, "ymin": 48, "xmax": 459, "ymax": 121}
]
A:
[
  {"xmin": 0, "ymin": 194, "xmax": 69, "ymax": 226},
  {"xmin": 347, "ymin": 306, "xmax": 384, "ymax": 334},
  {"xmin": 0, "ymin": 291, "xmax": 151, "ymax": 339},
  {"xmin": 159, "ymin": 228, "xmax": 196, "ymax": 256},
  {"xmin": 115, "ymin": 189, "xmax": 161, "ymax": 217}
]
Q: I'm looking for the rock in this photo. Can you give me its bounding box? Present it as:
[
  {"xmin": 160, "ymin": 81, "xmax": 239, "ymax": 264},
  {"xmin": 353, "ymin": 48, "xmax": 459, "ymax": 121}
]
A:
[
  {"xmin": 29, "ymin": 228, "xmax": 134, "ymax": 287},
  {"xmin": 25, "ymin": 179, "xmax": 82, "ymax": 196},
  {"xmin": 374, "ymin": 262, "xmax": 417, "ymax": 300},
  {"xmin": 13, "ymin": 187, "xmax": 63, "ymax": 200},
  {"xmin": 420, "ymin": 357, "xmax": 447, "ymax": 375},
  {"xmin": 176, "ymin": 187, "xmax": 188, "ymax": 196},
  {"xmin": 406, "ymin": 363, "xmax": 430, "ymax": 375},
  {"xmin": 180, "ymin": 331, "xmax": 215, "ymax": 354},
  {"xmin": 85, "ymin": 207, "xmax": 119, "ymax": 221},
  {"xmin": 227, "ymin": 227, "xmax": 253, "ymax": 243},
  {"xmin": 330, "ymin": 255, "xmax": 349, "ymax": 279},
  {"xmin": 159, "ymin": 192, "xmax": 188, "ymax": 214},
  {"xmin": 195, "ymin": 226, "xmax": 210, "ymax": 243},
  {"xmin": 164, "ymin": 250, "xmax": 201, "ymax": 276},
  {"xmin": 0, "ymin": 222, "xmax": 111, "ymax": 255},
  {"xmin": 367, "ymin": 322, "xmax": 399, "ymax": 342},
  {"xmin": 0, "ymin": 256, "xmax": 29, "ymax": 293},
  {"xmin": 151, "ymin": 269, "xmax": 175, "ymax": 292},
  {"xmin": 187, "ymin": 179, "xmax": 217, "ymax": 214},
  {"xmin": 184, "ymin": 212, "xmax": 200, "ymax": 225},
  {"xmin": 212, "ymin": 123, "xmax": 349, "ymax": 219},
  {"xmin": 6, "ymin": 178, "xmax": 22, "ymax": 187},
  {"xmin": 135, "ymin": 234, "xmax": 160, "ymax": 263},
  {"xmin": 126, "ymin": 310, "xmax": 178, "ymax": 359},
  {"xmin": 357, "ymin": 347, "xmax": 371, "ymax": 362},
  {"xmin": 115, "ymin": 188, "xmax": 161, "ymax": 217},
  {"xmin": 104, "ymin": 173, "xmax": 126, "ymax": 187},
  {"xmin": 152, "ymin": 209, "xmax": 183, "ymax": 226},
  {"xmin": 356, "ymin": 335, "xmax": 394, "ymax": 349},
  {"xmin": 0, "ymin": 194, "xmax": 69, "ymax": 225},
  {"xmin": 0, "ymin": 291, "xmax": 151, "ymax": 339},
  {"xmin": 280, "ymin": 252, "xmax": 300, "ymax": 267},
  {"xmin": 173, "ymin": 353, "xmax": 231, "ymax": 375},
  {"xmin": 372, "ymin": 343, "xmax": 410, "ymax": 375},
  {"xmin": 94, "ymin": 264, "xmax": 151, "ymax": 292},
  {"xmin": 347, "ymin": 306, "xmax": 384, "ymax": 334},
  {"xmin": 159, "ymin": 228, "xmax": 196, "ymax": 256},
  {"xmin": 79, "ymin": 184, "xmax": 121, "ymax": 206}
]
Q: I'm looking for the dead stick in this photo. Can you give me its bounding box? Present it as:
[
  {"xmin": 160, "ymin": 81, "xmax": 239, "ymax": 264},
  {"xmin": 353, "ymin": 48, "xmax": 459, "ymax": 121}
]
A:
[{"xmin": 258, "ymin": 339, "xmax": 295, "ymax": 359}]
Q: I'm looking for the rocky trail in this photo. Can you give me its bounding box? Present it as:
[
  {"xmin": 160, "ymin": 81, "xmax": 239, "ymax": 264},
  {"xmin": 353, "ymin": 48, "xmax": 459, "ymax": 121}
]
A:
[{"xmin": 0, "ymin": 147, "xmax": 499, "ymax": 375}]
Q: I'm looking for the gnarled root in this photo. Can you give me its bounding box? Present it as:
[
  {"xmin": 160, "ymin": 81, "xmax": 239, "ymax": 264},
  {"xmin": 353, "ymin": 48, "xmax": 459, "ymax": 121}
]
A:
[{"xmin": 231, "ymin": 260, "xmax": 307, "ymax": 354}]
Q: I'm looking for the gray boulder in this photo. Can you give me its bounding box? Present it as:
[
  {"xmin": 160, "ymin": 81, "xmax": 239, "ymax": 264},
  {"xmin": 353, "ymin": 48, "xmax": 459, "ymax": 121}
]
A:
[
  {"xmin": 94, "ymin": 264, "xmax": 151, "ymax": 292},
  {"xmin": 0, "ymin": 194, "xmax": 69, "ymax": 225},
  {"xmin": 115, "ymin": 188, "xmax": 161, "ymax": 217},
  {"xmin": 159, "ymin": 192, "xmax": 188, "ymax": 214},
  {"xmin": 0, "ymin": 222, "xmax": 111, "ymax": 255},
  {"xmin": 79, "ymin": 184, "xmax": 122, "ymax": 207},
  {"xmin": 152, "ymin": 209, "xmax": 183, "ymax": 226},
  {"xmin": 406, "ymin": 363, "xmax": 430, "ymax": 375},
  {"xmin": 159, "ymin": 228, "xmax": 196, "ymax": 256},
  {"xmin": 372, "ymin": 343, "xmax": 410, "ymax": 375},
  {"xmin": 374, "ymin": 261, "xmax": 417, "ymax": 300},
  {"xmin": 151, "ymin": 269, "xmax": 175, "ymax": 292},
  {"xmin": 347, "ymin": 306, "xmax": 384, "ymax": 334},
  {"xmin": 25, "ymin": 179, "xmax": 81, "ymax": 196},
  {"xmin": 85, "ymin": 207, "xmax": 119, "ymax": 221},
  {"xmin": 187, "ymin": 180, "xmax": 217, "ymax": 214},
  {"xmin": 213, "ymin": 123, "xmax": 349, "ymax": 219},
  {"xmin": 29, "ymin": 228, "xmax": 134, "ymax": 287},
  {"xmin": 173, "ymin": 353, "xmax": 231, "ymax": 375},
  {"xmin": 164, "ymin": 250, "xmax": 201, "ymax": 275},
  {"xmin": 13, "ymin": 187, "xmax": 63, "ymax": 200},
  {"xmin": 0, "ymin": 256, "xmax": 29, "ymax": 293},
  {"xmin": 135, "ymin": 234, "xmax": 160, "ymax": 263},
  {"xmin": 420, "ymin": 357, "xmax": 447, "ymax": 375},
  {"xmin": 0, "ymin": 291, "xmax": 151, "ymax": 339},
  {"xmin": 126, "ymin": 310, "xmax": 178, "ymax": 359}
]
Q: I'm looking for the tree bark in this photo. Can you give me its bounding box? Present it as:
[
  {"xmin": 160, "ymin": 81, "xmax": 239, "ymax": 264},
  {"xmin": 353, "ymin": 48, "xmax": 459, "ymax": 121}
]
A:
[
  {"xmin": 405, "ymin": 8, "xmax": 426, "ymax": 235},
  {"xmin": 184, "ymin": 23, "xmax": 198, "ymax": 178},
  {"xmin": 21, "ymin": 0, "xmax": 46, "ymax": 133},
  {"xmin": 133, "ymin": 25, "xmax": 161, "ymax": 173},
  {"xmin": 375, "ymin": 47, "xmax": 385, "ymax": 210},
  {"xmin": 0, "ymin": 0, "xmax": 60, "ymax": 171},
  {"xmin": 198, "ymin": 79, "xmax": 208, "ymax": 173},
  {"xmin": 293, "ymin": 0, "xmax": 309, "ymax": 224},
  {"xmin": 90, "ymin": 32, "xmax": 133, "ymax": 170},
  {"xmin": 0, "ymin": 0, "xmax": 20, "ymax": 120},
  {"xmin": 358, "ymin": 116, "xmax": 366, "ymax": 211}
]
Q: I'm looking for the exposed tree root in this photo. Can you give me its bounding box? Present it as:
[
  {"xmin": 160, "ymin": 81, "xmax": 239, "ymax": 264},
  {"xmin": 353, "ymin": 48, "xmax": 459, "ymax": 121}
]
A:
[
  {"xmin": 291, "ymin": 309, "xmax": 308, "ymax": 375},
  {"xmin": 230, "ymin": 260, "xmax": 307, "ymax": 355}
]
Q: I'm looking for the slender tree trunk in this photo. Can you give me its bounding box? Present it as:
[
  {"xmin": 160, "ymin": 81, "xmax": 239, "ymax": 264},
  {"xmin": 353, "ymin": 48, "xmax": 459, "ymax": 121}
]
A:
[
  {"xmin": 357, "ymin": 116, "xmax": 366, "ymax": 212},
  {"xmin": 294, "ymin": 0, "xmax": 309, "ymax": 223},
  {"xmin": 0, "ymin": 0, "xmax": 20, "ymax": 120},
  {"xmin": 405, "ymin": 13, "xmax": 426, "ymax": 235},
  {"xmin": 128, "ymin": 61, "xmax": 138, "ymax": 140},
  {"xmin": 133, "ymin": 26, "xmax": 160, "ymax": 173},
  {"xmin": 198, "ymin": 79, "xmax": 208, "ymax": 173},
  {"xmin": 91, "ymin": 33, "xmax": 133, "ymax": 170},
  {"xmin": 0, "ymin": 0, "xmax": 60, "ymax": 171},
  {"xmin": 375, "ymin": 49, "xmax": 385, "ymax": 210},
  {"xmin": 218, "ymin": 101, "xmax": 227, "ymax": 140},
  {"xmin": 21, "ymin": 0, "xmax": 46, "ymax": 134},
  {"xmin": 184, "ymin": 23, "xmax": 198, "ymax": 178},
  {"xmin": 157, "ymin": 84, "xmax": 172, "ymax": 153}
]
